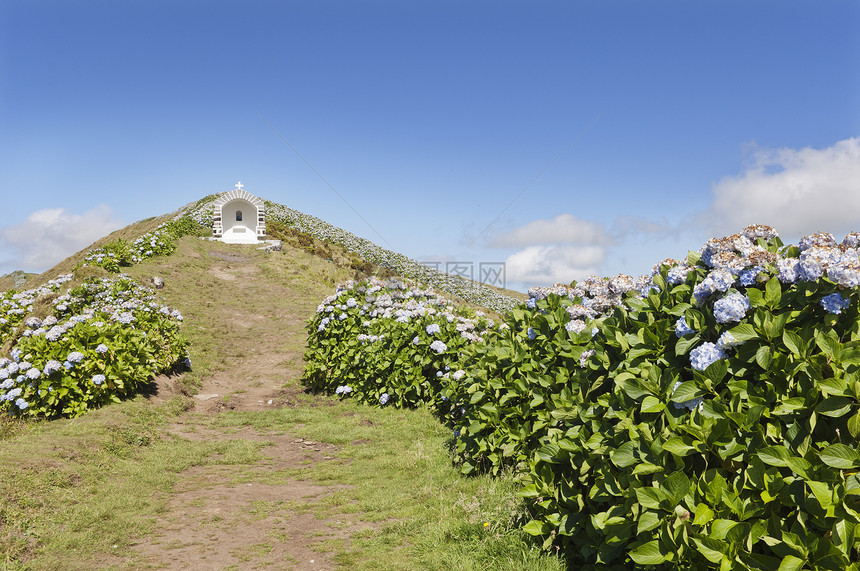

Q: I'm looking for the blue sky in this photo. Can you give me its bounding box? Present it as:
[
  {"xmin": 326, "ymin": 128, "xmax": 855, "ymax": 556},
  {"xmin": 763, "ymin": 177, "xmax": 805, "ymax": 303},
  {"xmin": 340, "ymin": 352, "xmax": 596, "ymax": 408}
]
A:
[{"xmin": 1, "ymin": 1, "xmax": 858, "ymax": 291}]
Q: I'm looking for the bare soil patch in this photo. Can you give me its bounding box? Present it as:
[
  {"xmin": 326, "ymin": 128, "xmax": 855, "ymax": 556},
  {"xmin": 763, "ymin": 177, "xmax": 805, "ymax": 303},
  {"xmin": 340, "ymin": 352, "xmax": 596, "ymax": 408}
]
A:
[{"xmin": 134, "ymin": 427, "xmax": 367, "ymax": 570}]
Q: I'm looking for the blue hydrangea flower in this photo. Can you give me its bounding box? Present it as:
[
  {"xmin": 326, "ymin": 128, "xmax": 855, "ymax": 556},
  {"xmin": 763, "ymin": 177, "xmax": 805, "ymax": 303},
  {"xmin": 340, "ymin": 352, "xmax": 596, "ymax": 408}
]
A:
[
  {"xmin": 45, "ymin": 326, "xmax": 65, "ymax": 342},
  {"xmin": 667, "ymin": 265, "xmax": 691, "ymax": 285},
  {"xmin": 379, "ymin": 393, "xmax": 390, "ymax": 405},
  {"xmin": 690, "ymin": 342, "xmax": 727, "ymax": 371},
  {"xmin": 0, "ymin": 379, "xmax": 13, "ymax": 389},
  {"xmin": 527, "ymin": 327, "xmax": 537, "ymax": 340},
  {"xmin": 25, "ymin": 368, "xmax": 41, "ymax": 380},
  {"xmin": 821, "ymin": 293, "xmax": 851, "ymax": 315},
  {"xmin": 15, "ymin": 398, "xmax": 28, "ymax": 410},
  {"xmin": 739, "ymin": 266, "xmax": 763, "ymax": 287},
  {"xmin": 430, "ymin": 340, "xmax": 447, "ymax": 354},
  {"xmin": 346, "ymin": 297, "xmax": 357, "ymax": 308},
  {"xmin": 92, "ymin": 374, "xmax": 105, "ymax": 386},
  {"xmin": 67, "ymin": 351, "xmax": 85, "ymax": 364},
  {"xmin": 526, "ymin": 298, "xmax": 537, "ymax": 309},
  {"xmin": 798, "ymin": 259, "xmax": 823, "ymax": 282},
  {"xmin": 426, "ymin": 323, "xmax": 441, "ymax": 336},
  {"xmin": 43, "ymin": 360, "xmax": 62, "ymax": 375},
  {"xmin": 693, "ymin": 269, "xmax": 735, "ymax": 305},
  {"xmin": 713, "ymin": 293, "xmax": 751, "ymax": 324},
  {"xmin": 675, "ymin": 316, "xmax": 696, "ymax": 338},
  {"xmin": 96, "ymin": 344, "xmax": 109, "ymax": 354},
  {"xmin": 777, "ymin": 258, "xmax": 800, "ymax": 283},
  {"xmin": 717, "ymin": 331, "xmax": 742, "ymax": 351}
]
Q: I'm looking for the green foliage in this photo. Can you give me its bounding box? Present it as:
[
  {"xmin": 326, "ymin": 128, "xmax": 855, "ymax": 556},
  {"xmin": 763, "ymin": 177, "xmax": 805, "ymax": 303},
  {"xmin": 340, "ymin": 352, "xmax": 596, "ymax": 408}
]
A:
[
  {"xmin": 302, "ymin": 277, "xmax": 493, "ymax": 420},
  {"xmin": 1, "ymin": 276, "xmax": 188, "ymax": 418},
  {"xmin": 463, "ymin": 271, "xmax": 860, "ymax": 569}
]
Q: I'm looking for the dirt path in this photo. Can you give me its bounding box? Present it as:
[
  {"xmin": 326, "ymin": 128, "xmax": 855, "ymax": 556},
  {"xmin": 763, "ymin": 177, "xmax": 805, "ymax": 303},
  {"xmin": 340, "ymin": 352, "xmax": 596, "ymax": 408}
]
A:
[{"xmin": 129, "ymin": 242, "xmax": 363, "ymax": 570}]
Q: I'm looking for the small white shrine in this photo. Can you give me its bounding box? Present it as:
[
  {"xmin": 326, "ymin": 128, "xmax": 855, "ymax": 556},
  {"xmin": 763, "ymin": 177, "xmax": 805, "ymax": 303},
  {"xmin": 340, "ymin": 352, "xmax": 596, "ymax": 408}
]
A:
[{"xmin": 212, "ymin": 182, "xmax": 266, "ymax": 243}]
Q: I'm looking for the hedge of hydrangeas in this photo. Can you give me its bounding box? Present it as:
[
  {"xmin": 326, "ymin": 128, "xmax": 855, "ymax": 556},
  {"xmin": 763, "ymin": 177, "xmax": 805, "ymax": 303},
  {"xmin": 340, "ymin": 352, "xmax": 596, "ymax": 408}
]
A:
[
  {"xmin": 1, "ymin": 275, "xmax": 188, "ymax": 418},
  {"xmin": 303, "ymin": 276, "xmax": 495, "ymax": 420},
  {"xmin": 305, "ymin": 225, "xmax": 860, "ymax": 570}
]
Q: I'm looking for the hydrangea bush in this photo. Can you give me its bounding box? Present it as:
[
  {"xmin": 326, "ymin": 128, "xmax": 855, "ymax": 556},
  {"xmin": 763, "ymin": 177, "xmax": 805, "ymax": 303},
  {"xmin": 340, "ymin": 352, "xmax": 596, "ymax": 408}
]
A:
[
  {"xmin": 1, "ymin": 275, "xmax": 188, "ymax": 418},
  {"xmin": 305, "ymin": 225, "xmax": 860, "ymax": 569},
  {"xmin": 302, "ymin": 276, "xmax": 494, "ymax": 420}
]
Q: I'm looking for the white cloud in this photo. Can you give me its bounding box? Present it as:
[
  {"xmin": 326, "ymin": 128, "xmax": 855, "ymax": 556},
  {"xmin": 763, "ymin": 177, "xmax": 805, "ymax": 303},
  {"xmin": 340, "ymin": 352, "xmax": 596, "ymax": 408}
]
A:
[
  {"xmin": 707, "ymin": 137, "xmax": 860, "ymax": 237},
  {"xmin": 0, "ymin": 205, "xmax": 124, "ymax": 274},
  {"xmin": 504, "ymin": 244, "xmax": 605, "ymax": 286},
  {"xmin": 489, "ymin": 213, "xmax": 611, "ymax": 248}
]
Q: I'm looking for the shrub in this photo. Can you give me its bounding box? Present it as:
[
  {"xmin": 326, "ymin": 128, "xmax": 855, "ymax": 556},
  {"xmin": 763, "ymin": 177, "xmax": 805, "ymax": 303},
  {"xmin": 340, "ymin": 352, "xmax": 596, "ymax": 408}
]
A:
[
  {"xmin": 460, "ymin": 228, "xmax": 860, "ymax": 569},
  {"xmin": 0, "ymin": 276, "xmax": 188, "ymax": 418},
  {"xmin": 302, "ymin": 277, "xmax": 493, "ymax": 419}
]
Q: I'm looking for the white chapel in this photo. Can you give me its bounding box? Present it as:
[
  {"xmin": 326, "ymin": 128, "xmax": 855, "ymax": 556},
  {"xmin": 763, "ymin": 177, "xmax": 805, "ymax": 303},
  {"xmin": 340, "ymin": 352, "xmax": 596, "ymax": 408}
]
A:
[{"xmin": 212, "ymin": 182, "xmax": 266, "ymax": 243}]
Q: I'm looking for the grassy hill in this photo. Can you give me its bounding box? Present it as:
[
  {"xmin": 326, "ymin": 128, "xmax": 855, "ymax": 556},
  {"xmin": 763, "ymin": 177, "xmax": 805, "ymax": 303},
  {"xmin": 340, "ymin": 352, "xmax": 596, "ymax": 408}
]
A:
[{"xmin": 0, "ymin": 198, "xmax": 560, "ymax": 569}]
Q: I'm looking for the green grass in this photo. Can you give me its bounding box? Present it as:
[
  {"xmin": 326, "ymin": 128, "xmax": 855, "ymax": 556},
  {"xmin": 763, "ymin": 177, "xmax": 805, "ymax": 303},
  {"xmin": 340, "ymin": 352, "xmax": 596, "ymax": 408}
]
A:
[
  {"xmin": 0, "ymin": 398, "xmax": 264, "ymax": 570},
  {"xmin": 0, "ymin": 396, "xmax": 565, "ymax": 570},
  {"xmin": 208, "ymin": 402, "xmax": 566, "ymax": 570}
]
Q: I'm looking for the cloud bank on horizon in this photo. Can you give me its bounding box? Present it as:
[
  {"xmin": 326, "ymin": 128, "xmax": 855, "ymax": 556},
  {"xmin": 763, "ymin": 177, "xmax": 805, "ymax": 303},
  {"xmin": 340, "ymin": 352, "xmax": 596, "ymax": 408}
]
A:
[
  {"xmin": 496, "ymin": 137, "xmax": 860, "ymax": 288},
  {"xmin": 0, "ymin": 205, "xmax": 123, "ymax": 276}
]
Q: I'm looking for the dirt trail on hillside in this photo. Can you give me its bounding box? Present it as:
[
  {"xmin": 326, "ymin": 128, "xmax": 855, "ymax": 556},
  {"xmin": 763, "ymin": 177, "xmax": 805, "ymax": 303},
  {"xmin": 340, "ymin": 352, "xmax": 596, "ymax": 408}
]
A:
[{"xmin": 131, "ymin": 245, "xmax": 363, "ymax": 570}]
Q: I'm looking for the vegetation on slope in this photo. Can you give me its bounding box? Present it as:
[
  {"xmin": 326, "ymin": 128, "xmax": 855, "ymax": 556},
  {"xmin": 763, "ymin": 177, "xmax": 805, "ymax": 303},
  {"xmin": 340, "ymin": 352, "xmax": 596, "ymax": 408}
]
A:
[{"xmin": 306, "ymin": 226, "xmax": 860, "ymax": 569}]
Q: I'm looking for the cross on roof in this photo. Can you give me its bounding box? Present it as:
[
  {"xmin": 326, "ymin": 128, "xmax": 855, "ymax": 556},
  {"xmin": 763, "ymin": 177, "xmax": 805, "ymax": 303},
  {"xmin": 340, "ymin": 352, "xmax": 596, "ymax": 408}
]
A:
[{"xmin": 235, "ymin": 181, "xmax": 244, "ymax": 190}]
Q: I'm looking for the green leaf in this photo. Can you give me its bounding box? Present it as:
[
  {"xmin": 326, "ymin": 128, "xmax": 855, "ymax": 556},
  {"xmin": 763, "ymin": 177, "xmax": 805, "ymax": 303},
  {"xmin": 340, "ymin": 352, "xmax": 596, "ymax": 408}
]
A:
[
  {"xmin": 611, "ymin": 441, "xmax": 638, "ymax": 468},
  {"xmin": 808, "ymin": 480, "xmax": 835, "ymax": 510},
  {"xmin": 758, "ymin": 446, "xmax": 791, "ymax": 467},
  {"xmin": 848, "ymin": 411, "xmax": 860, "ymax": 439},
  {"xmin": 522, "ymin": 519, "xmax": 550, "ymax": 536},
  {"xmin": 747, "ymin": 287, "xmax": 765, "ymax": 308},
  {"xmin": 693, "ymin": 503, "xmax": 715, "ymax": 525},
  {"xmin": 661, "ymin": 471, "xmax": 691, "ymax": 505},
  {"xmin": 662, "ymin": 436, "xmax": 695, "ymax": 457},
  {"xmin": 675, "ymin": 333, "xmax": 700, "ymax": 357},
  {"xmin": 819, "ymin": 444, "xmax": 860, "ymax": 469},
  {"xmin": 728, "ymin": 323, "xmax": 758, "ymax": 343},
  {"xmin": 765, "ymin": 278, "xmax": 782, "ymax": 307},
  {"xmin": 817, "ymin": 397, "xmax": 853, "ymax": 418},
  {"xmin": 710, "ymin": 519, "xmax": 738, "ymax": 540},
  {"xmin": 756, "ymin": 345, "xmax": 774, "ymax": 370},
  {"xmin": 671, "ymin": 381, "xmax": 702, "ymax": 403},
  {"xmin": 692, "ymin": 536, "xmax": 728, "ymax": 564},
  {"xmin": 628, "ymin": 540, "xmax": 669, "ymax": 565},
  {"xmin": 703, "ymin": 358, "xmax": 728, "ymax": 383},
  {"xmin": 783, "ymin": 330, "xmax": 806, "ymax": 358},
  {"xmin": 641, "ymin": 396, "xmax": 665, "ymax": 413},
  {"xmin": 535, "ymin": 443, "xmax": 561, "ymax": 463},
  {"xmin": 633, "ymin": 463, "xmax": 664, "ymax": 476},
  {"xmin": 777, "ymin": 555, "xmax": 806, "ymax": 571},
  {"xmin": 636, "ymin": 487, "xmax": 668, "ymax": 510},
  {"xmin": 637, "ymin": 511, "xmax": 662, "ymax": 534}
]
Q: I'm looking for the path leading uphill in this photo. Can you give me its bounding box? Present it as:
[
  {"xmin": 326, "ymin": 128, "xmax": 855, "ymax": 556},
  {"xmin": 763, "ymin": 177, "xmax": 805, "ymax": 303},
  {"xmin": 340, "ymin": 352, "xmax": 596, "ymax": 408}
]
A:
[{"xmin": 128, "ymin": 238, "xmax": 363, "ymax": 570}]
